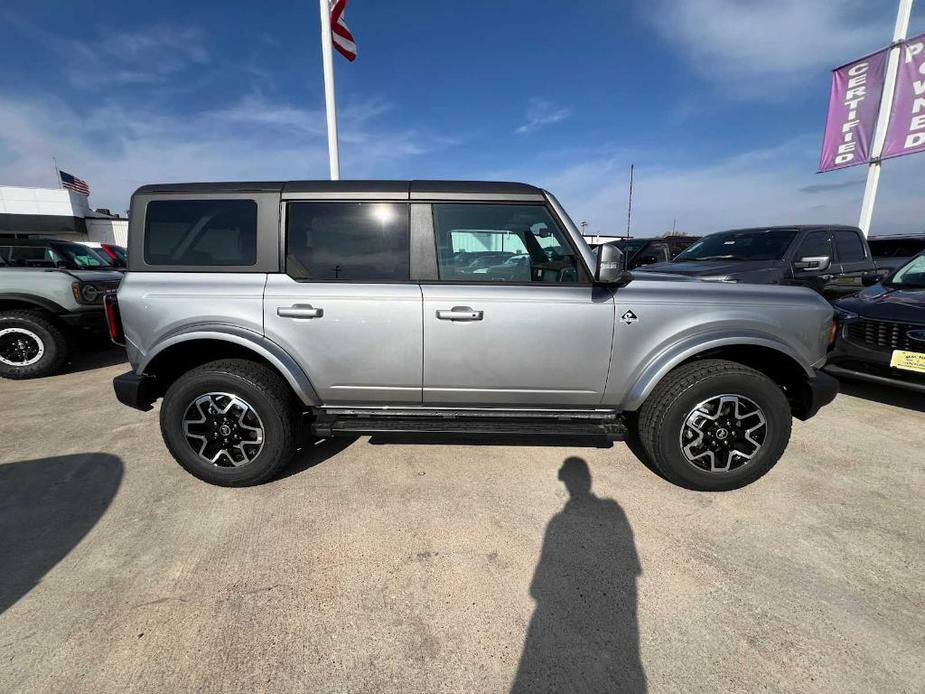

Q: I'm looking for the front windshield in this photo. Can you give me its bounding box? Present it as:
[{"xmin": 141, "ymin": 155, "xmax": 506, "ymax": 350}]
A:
[
  {"xmin": 889, "ymin": 253, "xmax": 925, "ymax": 289},
  {"xmin": 615, "ymin": 239, "xmax": 646, "ymax": 256},
  {"xmin": 674, "ymin": 228, "xmax": 798, "ymax": 262},
  {"xmin": 56, "ymin": 243, "xmax": 114, "ymax": 269}
]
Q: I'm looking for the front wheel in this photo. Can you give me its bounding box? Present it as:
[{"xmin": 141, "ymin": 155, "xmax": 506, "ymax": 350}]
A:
[
  {"xmin": 160, "ymin": 359, "xmax": 298, "ymax": 486},
  {"xmin": 0, "ymin": 310, "xmax": 68, "ymax": 379},
  {"xmin": 637, "ymin": 359, "xmax": 792, "ymax": 491}
]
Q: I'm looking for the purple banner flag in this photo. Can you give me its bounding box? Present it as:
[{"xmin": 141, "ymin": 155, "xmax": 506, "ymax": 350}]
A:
[
  {"xmin": 882, "ymin": 33, "xmax": 925, "ymax": 160},
  {"xmin": 819, "ymin": 49, "xmax": 889, "ymax": 172}
]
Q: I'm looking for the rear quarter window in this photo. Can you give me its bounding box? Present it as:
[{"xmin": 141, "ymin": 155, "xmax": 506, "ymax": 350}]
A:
[{"xmin": 144, "ymin": 199, "xmax": 257, "ymax": 266}]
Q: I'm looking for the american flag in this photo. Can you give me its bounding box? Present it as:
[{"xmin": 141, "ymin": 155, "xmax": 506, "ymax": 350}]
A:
[
  {"xmin": 330, "ymin": 0, "xmax": 356, "ymax": 61},
  {"xmin": 59, "ymin": 170, "xmax": 90, "ymax": 196}
]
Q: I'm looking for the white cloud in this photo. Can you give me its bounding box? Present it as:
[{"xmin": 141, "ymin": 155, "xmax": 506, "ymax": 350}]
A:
[
  {"xmin": 500, "ymin": 138, "xmax": 925, "ymax": 237},
  {"xmin": 0, "ymin": 93, "xmax": 455, "ymax": 212},
  {"xmin": 68, "ymin": 24, "xmax": 210, "ymax": 88},
  {"xmin": 647, "ymin": 0, "xmax": 889, "ymax": 97},
  {"xmin": 516, "ymin": 98, "xmax": 572, "ymax": 134},
  {"xmin": 2, "ymin": 13, "xmax": 210, "ymax": 89}
]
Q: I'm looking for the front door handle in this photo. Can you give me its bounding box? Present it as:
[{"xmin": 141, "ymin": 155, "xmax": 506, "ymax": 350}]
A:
[
  {"xmin": 277, "ymin": 304, "xmax": 324, "ymax": 319},
  {"xmin": 436, "ymin": 306, "xmax": 483, "ymax": 321}
]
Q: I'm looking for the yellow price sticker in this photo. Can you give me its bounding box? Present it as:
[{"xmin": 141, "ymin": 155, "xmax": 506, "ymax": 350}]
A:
[{"xmin": 890, "ymin": 350, "xmax": 925, "ymax": 374}]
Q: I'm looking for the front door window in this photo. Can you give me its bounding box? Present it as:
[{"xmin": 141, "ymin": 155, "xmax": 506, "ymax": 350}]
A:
[{"xmin": 432, "ymin": 204, "xmax": 583, "ymax": 283}]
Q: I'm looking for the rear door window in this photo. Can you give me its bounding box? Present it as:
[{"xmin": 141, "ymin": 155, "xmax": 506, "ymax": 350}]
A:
[
  {"xmin": 286, "ymin": 202, "xmax": 410, "ymax": 281},
  {"xmin": 833, "ymin": 230, "xmax": 866, "ymax": 262},
  {"xmin": 144, "ymin": 199, "xmax": 258, "ymax": 266}
]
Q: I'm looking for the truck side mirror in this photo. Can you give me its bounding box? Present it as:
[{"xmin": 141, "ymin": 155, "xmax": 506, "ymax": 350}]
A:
[
  {"xmin": 635, "ymin": 253, "xmax": 659, "ymax": 267},
  {"xmin": 793, "ymin": 255, "xmax": 831, "ymax": 272},
  {"xmin": 596, "ymin": 244, "xmax": 632, "ymax": 285}
]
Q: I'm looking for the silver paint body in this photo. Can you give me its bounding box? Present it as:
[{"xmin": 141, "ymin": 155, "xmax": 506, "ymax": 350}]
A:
[{"xmin": 119, "ymin": 183, "xmax": 834, "ymax": 412}]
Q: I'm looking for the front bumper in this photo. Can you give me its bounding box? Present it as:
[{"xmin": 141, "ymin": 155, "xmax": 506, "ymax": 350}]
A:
[
  {"xmin": 113, "ymin": 370, "xmax": 157, "ymax": 411},
  {"xmin": 795, "ymin": 368, "xmax": 839, "ymax": 420},
  {"xmin": 826, "ymin": 326, "xmax": 925, "ymax": 393},
  {"xmin": 60, "ymin": 308, "xmax": 107, "ymax": 331}
]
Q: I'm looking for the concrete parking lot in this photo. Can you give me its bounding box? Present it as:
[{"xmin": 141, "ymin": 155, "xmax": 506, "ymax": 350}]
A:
[{"xmin": 1, "ymin": 349, "xmax": 923, "ymax": 693}]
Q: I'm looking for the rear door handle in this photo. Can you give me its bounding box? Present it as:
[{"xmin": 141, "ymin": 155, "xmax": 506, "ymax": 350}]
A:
[
  {"xmin": 277, "ymin": 304, "xmax": 324, "ymax": 319},
  {"xmin": 436, "ymin": 306, "xmax": 483, "ymax": 321}
]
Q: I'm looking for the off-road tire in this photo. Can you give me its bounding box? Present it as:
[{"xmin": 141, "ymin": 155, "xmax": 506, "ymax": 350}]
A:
[
  {"xmin": 0, "ymin": 310, "xmax": 69, "ymax": 379},
  {"xmin": 637, "ymin": 359, "xmax": 792, "ymax": 491},
  {"xmin": 160, "ymin": 359, "xmax": 298, "ymax": 486}
]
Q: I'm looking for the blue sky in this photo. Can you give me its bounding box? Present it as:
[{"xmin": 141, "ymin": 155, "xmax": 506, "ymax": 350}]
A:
[{"xmin": 1, "ymin": 0, "xmax": 924, "ymax": 235}]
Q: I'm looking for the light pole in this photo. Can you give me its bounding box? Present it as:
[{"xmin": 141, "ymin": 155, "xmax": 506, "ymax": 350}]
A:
[{"xmin": 858, "ymin": 0, "xmax": 915, "ymax": 234}]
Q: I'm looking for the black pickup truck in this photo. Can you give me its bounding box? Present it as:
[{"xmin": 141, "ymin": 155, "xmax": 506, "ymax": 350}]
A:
[{"xmin": 637, "ymin": 225, "xmax": 880, "ymax": 299}]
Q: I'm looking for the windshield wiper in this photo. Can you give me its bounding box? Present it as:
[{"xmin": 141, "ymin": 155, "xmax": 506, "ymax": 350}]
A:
[{"xmin": 681, "ymin": 254, "xmax": 736, "ymax": 261}]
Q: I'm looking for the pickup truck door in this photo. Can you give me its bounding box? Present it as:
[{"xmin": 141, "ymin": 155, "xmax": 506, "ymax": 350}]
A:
[
  {"xmin": 263, "ymin": 201, "xmax": 423, "ymax": 405},
  {"xmin": 788, "ymin": 229, "xmax": 837, "ymax": 296},
  {"xmin": 829, "ymin": 228, "xmax": 877, "ymax": 297},
  {"xmin": 421, "ymin": 202, "xmax": 615, "ymax": 407}
]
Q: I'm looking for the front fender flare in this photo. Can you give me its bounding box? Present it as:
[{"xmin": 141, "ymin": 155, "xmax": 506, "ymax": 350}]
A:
[
  {"xmin": 140, "ymin": 323, "xmax": 321, "ymax": 406},
  {"xmin": 618, "ymin": 332, "xmax": 814, "ymax": 411}
]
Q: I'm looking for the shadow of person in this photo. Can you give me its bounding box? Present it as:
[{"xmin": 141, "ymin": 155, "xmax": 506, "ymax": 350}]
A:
[
  {"xmin": 0, "ymin": 453, "xmax": 123, "ymax": 614},
  {"xmin": 511, "ymin": 457, "xmax": 645, "ymax": 693}
]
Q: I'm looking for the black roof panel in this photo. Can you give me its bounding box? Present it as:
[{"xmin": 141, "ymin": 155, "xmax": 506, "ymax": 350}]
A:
[
  {"xmin": 134, "ymin": 181, "xmax": 286, "ymax": 195},
  {"xmin": 134, "ymin": 180, "xmax": 545, "ymax": 201}
]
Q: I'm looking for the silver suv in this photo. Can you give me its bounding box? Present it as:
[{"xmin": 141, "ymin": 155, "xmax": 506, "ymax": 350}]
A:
[
  {"xmin": 109, "ymin": 181, "xmax": 838, "ymax": 491},
  {"xmin": 0, "ymin": 238, "xmax": 122, "ymax": 378}
]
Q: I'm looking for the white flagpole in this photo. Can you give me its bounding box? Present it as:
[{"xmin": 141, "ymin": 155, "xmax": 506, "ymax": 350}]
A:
[
  {"xmin": 319, "ymin": 0, "xmax": 340, "ymax": 180},
  {"xmin": 858, "ymin": 0, "xmax": 914, "ymax": 235}
]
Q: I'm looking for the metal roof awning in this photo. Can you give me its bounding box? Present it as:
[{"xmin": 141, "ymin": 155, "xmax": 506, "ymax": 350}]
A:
[{"xmin": 0, "ymin": 213, "xmax": 87, "ymax": 235}]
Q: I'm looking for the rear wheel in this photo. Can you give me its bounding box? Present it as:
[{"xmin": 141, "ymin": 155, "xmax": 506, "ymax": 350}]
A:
[
  {"xmin": 637, "ymin": 359, "xmax": 792, "ymax": 491},
  {"xmin": 160, "ymin": 359, "xmax": 298, "ymax": 486},
  {"xmin": 0, "ymin": 310, "xmax": 68, "ymax": 379}
]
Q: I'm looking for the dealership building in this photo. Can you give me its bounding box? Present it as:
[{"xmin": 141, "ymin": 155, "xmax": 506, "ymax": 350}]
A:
[{"xmin": 0, "ymin": 185, "xmax": 128, "ymax": 246}]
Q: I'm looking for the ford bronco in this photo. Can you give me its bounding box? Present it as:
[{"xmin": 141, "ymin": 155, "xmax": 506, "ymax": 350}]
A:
[
  {"xmin": 109, "ymin": 181, "xmax": 838, "ymax": 491},
  {"xmin": 0, "ymin": 238, "xmax": 122, "ymax": 378}
]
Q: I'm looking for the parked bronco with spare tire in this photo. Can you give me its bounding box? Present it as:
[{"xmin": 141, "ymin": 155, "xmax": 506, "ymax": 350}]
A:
[{"xmin": 108, "ymin": 180, "xmax": 838, "ymax": 491}]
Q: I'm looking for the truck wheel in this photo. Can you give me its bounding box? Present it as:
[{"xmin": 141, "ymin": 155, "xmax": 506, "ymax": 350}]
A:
[
  {"xmin": 0, "ymin": 310, "xmax": 69, "ymax": 379},
  {"xmin": 160, "ymin": 359, "xmax": 298, "ymax": 487},
  {"xmin": 637, "ymin": 359, "xmax": 792, "ymax": 491}
]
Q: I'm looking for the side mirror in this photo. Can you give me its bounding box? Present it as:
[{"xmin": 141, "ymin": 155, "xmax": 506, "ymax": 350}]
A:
[
  {"xmin": 793, "ymin": 255, "xmax": 831, "ymax": 272},
  {"xmin": 596, "ymin": 244, "xmax": 632, "ymax": 285},
  {"xmin": 635, "ymin": 254, "xmax": 659, "ymax": 267},
  {"xmin": 861, "ymin": 270, "xmax": 886, "ymax": 287}
]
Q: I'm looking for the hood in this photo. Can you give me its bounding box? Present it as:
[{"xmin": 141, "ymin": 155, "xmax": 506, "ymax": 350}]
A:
[
  {"xmin": 56, "ymin": 268, "xmax": 124, "ymax": 283},
  {"xmin": 835, "ymin": 283, "xmax": 925, "ymax": 324},
  {"xmin": 637, "ymin": 259, "xmax": 780, "ymax": 277},
  {"xmin": 625, "ymin": 271, "xmax": 697, "ymax": 283}
]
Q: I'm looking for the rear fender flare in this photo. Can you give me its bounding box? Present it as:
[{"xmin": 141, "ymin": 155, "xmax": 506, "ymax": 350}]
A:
[{"xmin": 140, "ymin": 324, "xmax": 321, "ymax": 406}]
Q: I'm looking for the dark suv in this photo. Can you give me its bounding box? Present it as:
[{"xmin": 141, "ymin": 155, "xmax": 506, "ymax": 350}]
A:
[
  {"xmin": 826, "ymin": 251, "xmax": 925, "ymax": 393},
  {"xmin": 868, "ymin": 233, "xmax": 925, "ymax": 274},
  {"xmin": 638, "ymin": 225, "xmax": 878, "ymax": 298},
  {"xmin": 612, "ymin": 236, "xmax": 700, "ymax": 270}
]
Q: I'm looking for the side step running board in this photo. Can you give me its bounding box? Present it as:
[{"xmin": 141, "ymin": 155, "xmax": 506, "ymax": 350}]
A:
[{"xmin": 311, "ymin": 410, "xmax": 627, "ymax": 441}]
